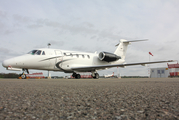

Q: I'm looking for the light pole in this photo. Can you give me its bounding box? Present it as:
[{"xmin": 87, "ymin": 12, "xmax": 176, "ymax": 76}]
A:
[
  {"xmin": 47, "ymin": 43, "xmax": 51, "ymax": 79},
  {"xmin": 148, "ymin": 52, "xmax": 153, "ymax": 78},
  {"xmin": 148, "ymin": 54, "xmax": 150, "ymax": 78}
]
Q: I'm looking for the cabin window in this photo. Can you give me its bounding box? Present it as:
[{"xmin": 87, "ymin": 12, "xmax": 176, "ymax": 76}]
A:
[
  {"xmin": 87, "ymin": 55, "xmax": 90, "ymax": 59},
  {"xmin": 28, "ymin": 50, "xmax": 38, "ymax": 55},
  {"xmin": 35, "ymin": 50, "xmax": 42, "ymax": 55},
  {"xmin": 42, "ymin": 51, "xmax": 45, "ymax": 55},
  {"xmin": 82, "ymin": 55, "xmax": 85, "ymax": 58},
  {"xmin": 64, "ymin": 53, "xmax": 66, "ymax": 56},
  {"xmin": 76, "ymin": 54, "xmax": 79, "ymax": 58},
  {"xmin": 70, "ymin": 53, "xmax": 73, "ymax": 57}
]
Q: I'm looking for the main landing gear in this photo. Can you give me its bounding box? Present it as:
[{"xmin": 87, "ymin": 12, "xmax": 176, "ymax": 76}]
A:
[
  {"xmin": 72, "ymin": 72, "xmax": 99, "ymax": 79},
  {"xmin": 91, "ymin": 72, "xmax": 99, "ymax": 79},
  {"xmin": 72, "ymin": 73, "xmax": 81, "ymax": 79},
  {"xmin": 20, "ymin": 69, "xmax": 29, "ymax": 79}
]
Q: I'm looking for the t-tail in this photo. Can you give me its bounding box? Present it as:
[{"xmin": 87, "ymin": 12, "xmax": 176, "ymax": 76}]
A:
[{"xmin": 114, "ymin": 39, "xmax": 148, "ymax": 60}]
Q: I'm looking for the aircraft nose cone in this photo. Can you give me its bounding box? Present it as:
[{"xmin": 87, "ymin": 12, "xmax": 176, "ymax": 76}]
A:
[
  {"xmin": 2, "ymin": 59, "xmax": 13, "ymax": 68},
  {"xmin": 2, "ymin": 60, "xmax": 8, "ymax": 67}
]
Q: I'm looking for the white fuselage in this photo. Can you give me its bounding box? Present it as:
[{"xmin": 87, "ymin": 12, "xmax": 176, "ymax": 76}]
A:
[
  {"xmin": 2, "ymin": 39, "xmax": 175, "ymax": 78},
  {"xmin": 2, "ymin": 48, "xmax": 125, "ymax": 73}
]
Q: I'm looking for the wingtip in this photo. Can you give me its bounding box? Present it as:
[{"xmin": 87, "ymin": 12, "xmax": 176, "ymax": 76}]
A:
[{"xmin": 168, "ymin": 60, "xmax": 177, "ymax": 62}]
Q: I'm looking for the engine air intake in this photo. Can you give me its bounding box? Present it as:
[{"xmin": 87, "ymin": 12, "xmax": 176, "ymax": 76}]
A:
[{"xmin": 99, "ymin": 52, "xmax": 121, "ymax": 62}]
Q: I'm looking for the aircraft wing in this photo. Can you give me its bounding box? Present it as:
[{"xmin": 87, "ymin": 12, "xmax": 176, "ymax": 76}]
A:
[{"xmin": 71, "ymin": 60, "xmax": 175, "ymax": 72}]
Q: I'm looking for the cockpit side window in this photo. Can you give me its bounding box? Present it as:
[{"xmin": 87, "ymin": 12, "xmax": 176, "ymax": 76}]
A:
[
  {"xmin": 28, "ymin": 50, "xmax": 38, "ymax": 55},
  {"xmin": 42, "ymin": 51, "xmax": 45, "ymax": 55},
  {"xmin": 35, "ymin": 50, "xmax": 42, "ymax": 55}
]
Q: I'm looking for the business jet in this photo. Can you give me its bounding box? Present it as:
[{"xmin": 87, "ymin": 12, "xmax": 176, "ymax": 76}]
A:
[{"xmin": 2, "ymin": 39, "xmax": 175, "ymax": 79}]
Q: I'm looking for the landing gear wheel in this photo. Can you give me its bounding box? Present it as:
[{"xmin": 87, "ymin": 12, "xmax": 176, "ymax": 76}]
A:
[
  {"xmin": 72, "ymin": 73, "xmax": 76, "ymax": 78},
  {"xmin": 75, "ymin": 74, "xmax": 81, "ymax": 79},
  {"xmin": 20, "ymin": 74, "xmax": 26, "ymax": 79},
  {"xmin": 95, "ymin": 73, "xmax": 99, "ymax": 79},
  {"xmin": 93, "ymin": 73, "xmax": 99, "ymax": 79}
]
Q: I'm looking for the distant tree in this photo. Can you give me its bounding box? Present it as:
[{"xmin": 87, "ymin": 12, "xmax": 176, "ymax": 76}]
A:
[{"xmin": 0, "ymin": 73, "xmax": 19, "ymax": 78}]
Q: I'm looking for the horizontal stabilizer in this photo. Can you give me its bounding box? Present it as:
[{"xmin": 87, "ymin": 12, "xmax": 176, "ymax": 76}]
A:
[
  {"xmin": 115, "ymin": 39, "xmax": 148, "ymax": 46},
  {"xmin": 123, "ymin": 39, "xmax": 148, "ymax": 43}
]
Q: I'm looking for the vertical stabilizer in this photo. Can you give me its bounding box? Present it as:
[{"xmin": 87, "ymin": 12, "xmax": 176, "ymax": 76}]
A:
[
  {"xmin": 114, "ymin": 39, "xmax": 147, "ymax": 60},
  {"xmin": 114, "ymin": 39, "xmax": 129, "ymax": 60}
]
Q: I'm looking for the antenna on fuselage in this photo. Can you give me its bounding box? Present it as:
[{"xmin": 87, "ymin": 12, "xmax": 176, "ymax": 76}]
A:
[{"xmin": 48, "ymin": 43, "xmax": 51, "ymax": 48}]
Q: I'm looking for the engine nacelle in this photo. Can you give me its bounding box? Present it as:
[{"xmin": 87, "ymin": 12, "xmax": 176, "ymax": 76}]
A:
[{"xmin": 98, "ymin": 52, "xmax": 121, "ymax": 62}]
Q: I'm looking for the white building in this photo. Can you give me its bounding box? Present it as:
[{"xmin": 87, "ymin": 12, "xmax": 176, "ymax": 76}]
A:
[{"xmin": 150, "ymin": 67, "xmax": 169, "ymax": 78}]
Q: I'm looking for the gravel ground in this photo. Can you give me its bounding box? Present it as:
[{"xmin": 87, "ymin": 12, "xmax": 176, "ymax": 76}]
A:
[{"xmin": 0, "ymin": 78, "xmax": 179, "ymax": 120}]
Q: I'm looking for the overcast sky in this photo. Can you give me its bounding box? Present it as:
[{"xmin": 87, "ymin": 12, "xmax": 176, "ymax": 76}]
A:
[{"xmin": 0, "ymin": 0, "xmax": 179, "ymax": 77}]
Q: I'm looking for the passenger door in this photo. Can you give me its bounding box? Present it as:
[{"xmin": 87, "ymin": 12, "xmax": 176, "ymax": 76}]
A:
[{"xmin": 55, "ymin": 50, "xmax": 63, "ymax": 69}]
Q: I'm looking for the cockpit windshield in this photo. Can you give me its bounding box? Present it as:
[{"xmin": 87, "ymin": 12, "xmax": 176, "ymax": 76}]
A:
[
  {"xmin": 28, "ymin": 50, "xmax": 38, "ymax": 55},
  {"xmin": 36, "ymin": 50, "xmax": 41, "ymax": 55},
  {"xmin": 28, "ymin": 50, "xmax": 43, "ymax": 55}
]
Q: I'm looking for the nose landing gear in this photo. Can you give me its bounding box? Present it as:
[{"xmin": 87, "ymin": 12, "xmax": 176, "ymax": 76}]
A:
[
  {"xmin": 20, "ymin": 69, "xmax": 29, "ymax": 79},
  {"xmin": 20, "ymin": 73, "xmax": 26, "ymax": 79}
]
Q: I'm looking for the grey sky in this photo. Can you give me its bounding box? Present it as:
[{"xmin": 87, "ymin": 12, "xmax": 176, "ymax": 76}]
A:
[{"xmin": 0, "ymin": 0, "xmax": 179, "ymax": 76}]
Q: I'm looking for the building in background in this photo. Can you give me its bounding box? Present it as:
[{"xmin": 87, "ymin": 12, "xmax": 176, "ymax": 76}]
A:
[{"xmin": 150, "ymin": 67, "xmax": 169, "ymax": 78}]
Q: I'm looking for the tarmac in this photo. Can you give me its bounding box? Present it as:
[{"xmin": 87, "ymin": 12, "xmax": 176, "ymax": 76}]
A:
[{"xmin": 0, "ymin": 78, "xmax": 179, "ymax": 120}]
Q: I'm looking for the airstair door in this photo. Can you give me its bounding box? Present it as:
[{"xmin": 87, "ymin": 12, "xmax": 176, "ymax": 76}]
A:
[{"xmin": 55, "ymin": 50, "xmax": 63, "ymax": 69}]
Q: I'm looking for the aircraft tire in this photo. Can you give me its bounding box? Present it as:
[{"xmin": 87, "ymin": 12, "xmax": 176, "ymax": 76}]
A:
[
  {"xmin": 93, "ymin": 73, "xmax": 99, "ymax": 79},
  {"xmin": 20, "ymin": 74, "xmax": 26, "ymax": 79},
  {"xmin": 75, "ymin": 74, "xmax": 81, "ymax": 79},
  {"xmin": 95, "ymin": 73, "xmax": 99, "ymax": 79},
  {"xmin": 72, "ymin": 73, "xmax": 76, "ymax": 78}
]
